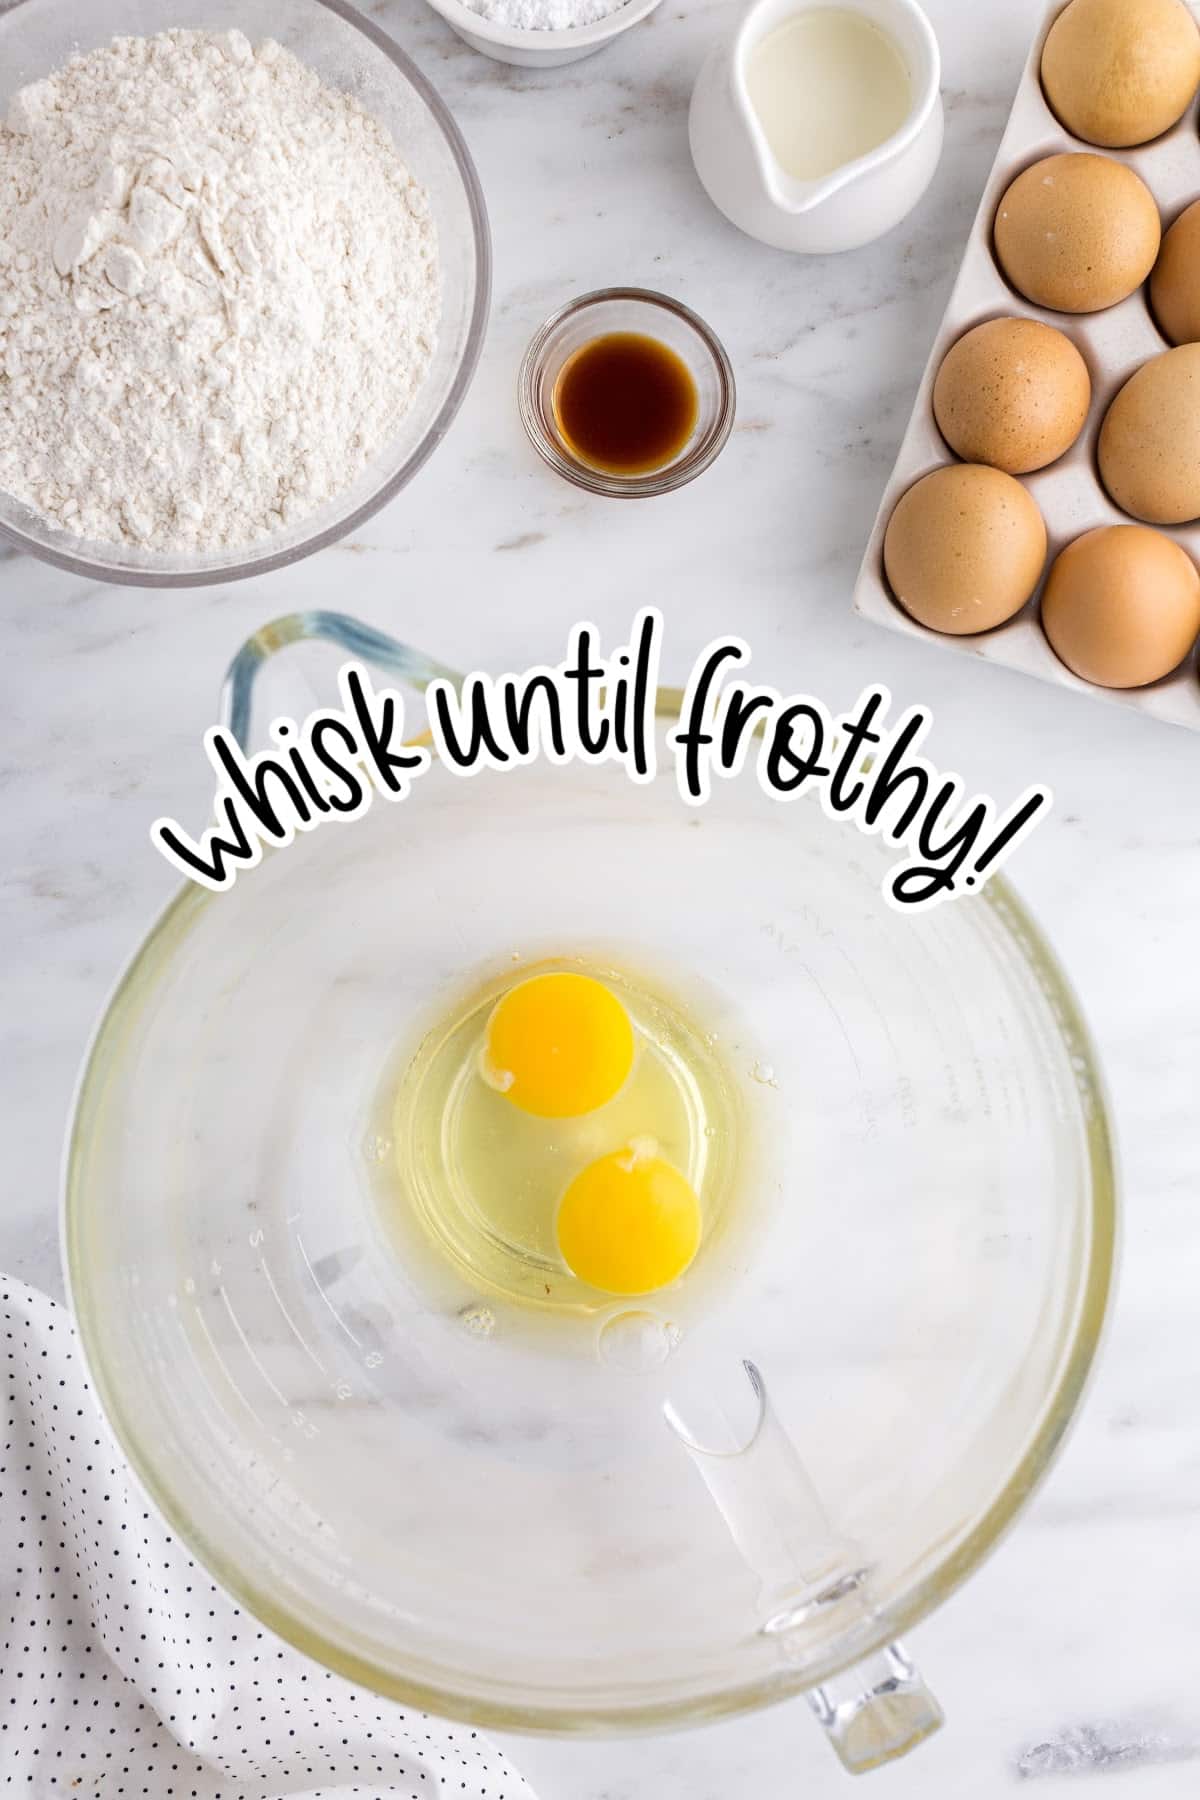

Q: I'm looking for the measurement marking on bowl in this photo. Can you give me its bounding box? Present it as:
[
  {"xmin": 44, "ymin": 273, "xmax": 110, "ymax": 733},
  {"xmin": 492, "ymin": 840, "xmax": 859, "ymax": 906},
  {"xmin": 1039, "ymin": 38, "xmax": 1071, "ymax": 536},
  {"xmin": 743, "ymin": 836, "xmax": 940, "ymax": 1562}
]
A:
[
  {"xmin": 189, "ymin": 1303, "xmax": 268, "ymax": 1430},
  {"xmin": 295, "ymin": 1233, "xmax": 364, "ymax": 1350},
  {"xmin": 258, "ymin": 1257, "xmax": 328, "ymax": 1377},
  {"xmin": 219, "ymin": 1285, "xmax": 290, "ymax": 1409},
  {"xmin": 800, "ymin": 963, "xmax": 865, "ymax": 1079},
  {"xmin": 834, "ymin": 942, "xmax": 900, "ymax": 1058}
]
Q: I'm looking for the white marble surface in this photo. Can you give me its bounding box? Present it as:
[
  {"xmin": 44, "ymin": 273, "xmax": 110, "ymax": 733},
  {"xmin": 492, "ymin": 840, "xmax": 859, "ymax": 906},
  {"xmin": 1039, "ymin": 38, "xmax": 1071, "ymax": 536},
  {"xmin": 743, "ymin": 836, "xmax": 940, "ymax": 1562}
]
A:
[{"xmin": 2, "ymin": 0, "xmax": 1198, "ymax": 1792}]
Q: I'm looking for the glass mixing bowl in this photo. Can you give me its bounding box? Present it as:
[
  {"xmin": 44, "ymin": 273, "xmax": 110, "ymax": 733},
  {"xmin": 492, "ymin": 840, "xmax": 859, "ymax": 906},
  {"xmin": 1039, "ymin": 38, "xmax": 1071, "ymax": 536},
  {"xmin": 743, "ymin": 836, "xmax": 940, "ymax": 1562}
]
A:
[
  {"xmin": 0, "ymin": 0, "xmax": 490, "ymax": 586},
  {"xmin": 63, "ymin": 615, "xmax": 1115, "ymax": 1750}
]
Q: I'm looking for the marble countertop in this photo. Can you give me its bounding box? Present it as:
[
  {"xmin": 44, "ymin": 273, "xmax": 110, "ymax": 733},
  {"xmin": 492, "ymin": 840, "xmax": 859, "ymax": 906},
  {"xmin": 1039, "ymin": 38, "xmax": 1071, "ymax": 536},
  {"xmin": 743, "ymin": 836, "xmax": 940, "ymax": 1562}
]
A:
[{"xmin": 3, "ymin": 0, "xmax": 1198, "ymax": 1792}]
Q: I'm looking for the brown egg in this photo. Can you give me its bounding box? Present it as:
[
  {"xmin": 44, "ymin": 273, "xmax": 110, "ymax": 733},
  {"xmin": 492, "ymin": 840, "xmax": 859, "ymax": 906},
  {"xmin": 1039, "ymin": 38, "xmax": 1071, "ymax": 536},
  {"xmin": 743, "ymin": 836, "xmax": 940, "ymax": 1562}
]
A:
[
  {"xmin": 933, "ymin": 317, "xmax": 1091, "ymax": 473},
  {"xmin": 1150, "ymin": 199, "xmax": 1200, "ymax": 344},
  {"xmin": 1099, "ymin": 345, "xmax": 1200, "ymax": 522},
  {"xmin": 1041, "ymin": 524, "xmax": 1200, "ymax": 686},
  {"xmin": 1041, "ymin": 0, "xmax": 1200, "ymax": 148},
  {"xmin": 884, "ymin": 464, "xmax": 1047, "ymax": 635},
  {"xmin": 994, "ymin": 153, "xmax": 1160, "ymax": 312}
]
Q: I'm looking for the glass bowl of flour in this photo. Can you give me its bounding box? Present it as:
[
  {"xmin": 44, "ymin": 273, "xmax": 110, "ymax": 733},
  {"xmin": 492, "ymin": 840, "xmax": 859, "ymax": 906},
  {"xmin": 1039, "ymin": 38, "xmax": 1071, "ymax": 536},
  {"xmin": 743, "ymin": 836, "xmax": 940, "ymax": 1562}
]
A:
[{"xmin": 0, "ymin": 0, "xmax": 490, "ymax": 586}]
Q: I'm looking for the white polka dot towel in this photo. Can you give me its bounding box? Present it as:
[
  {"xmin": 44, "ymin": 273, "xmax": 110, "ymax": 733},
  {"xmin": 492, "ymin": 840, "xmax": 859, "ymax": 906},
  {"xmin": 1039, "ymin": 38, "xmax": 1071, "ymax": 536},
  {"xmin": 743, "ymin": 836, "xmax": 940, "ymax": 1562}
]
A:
[{"xmin": 0, "ymin": 1279, "xmax": 536, "ymax": 1799}]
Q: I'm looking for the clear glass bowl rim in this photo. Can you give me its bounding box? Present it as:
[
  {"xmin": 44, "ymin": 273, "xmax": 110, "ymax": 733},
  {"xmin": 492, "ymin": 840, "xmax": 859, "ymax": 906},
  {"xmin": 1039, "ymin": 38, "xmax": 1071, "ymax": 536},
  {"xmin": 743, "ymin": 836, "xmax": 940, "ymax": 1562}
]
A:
[
  {"xmin": 0, "ymin": 0, "xmax": 492, "ymax": 588},
  {"xmin": 61, "ymin": 614, "xmax": 1117, "ymax": 1733}
]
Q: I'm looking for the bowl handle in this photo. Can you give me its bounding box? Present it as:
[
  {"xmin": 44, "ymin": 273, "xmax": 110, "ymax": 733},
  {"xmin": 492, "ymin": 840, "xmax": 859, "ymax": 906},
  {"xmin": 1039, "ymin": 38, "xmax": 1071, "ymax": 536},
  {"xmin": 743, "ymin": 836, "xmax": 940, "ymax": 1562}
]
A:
[
  {"xmin": 220, "ymin": 611, "xmax": 463, "ymax": 753},
  {"xmin": 665, "ymin": 1361, "xmax": 943, "ymax": 1774},
  {"xmin": 805, "ymin": 1642, "xmax": 943, "ymax": 1774}
]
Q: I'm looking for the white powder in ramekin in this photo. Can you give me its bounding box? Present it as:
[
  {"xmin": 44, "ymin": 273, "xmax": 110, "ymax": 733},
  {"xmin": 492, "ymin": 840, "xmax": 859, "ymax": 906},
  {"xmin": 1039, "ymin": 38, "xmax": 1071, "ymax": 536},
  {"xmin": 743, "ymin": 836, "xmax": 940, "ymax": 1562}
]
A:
[
  {"xmin": 460, "ymin": 0, "xmax": 629, "ymax": 29},
  {"xmin": 0, "ymin": 29, "xmax": 440, "ymax": 552}
]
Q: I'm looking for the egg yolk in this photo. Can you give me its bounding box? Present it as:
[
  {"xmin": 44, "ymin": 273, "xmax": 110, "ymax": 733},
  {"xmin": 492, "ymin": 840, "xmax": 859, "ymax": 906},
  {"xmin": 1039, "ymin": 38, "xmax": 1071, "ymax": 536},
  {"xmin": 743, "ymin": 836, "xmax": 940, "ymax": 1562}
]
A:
[
  {"xmin": 483, "ymin": 972, "xmax": 634, "ymax": 1118},
  {"xmin": 556, "ymin": 1145, "xmax": 702, "ymax": 1295}
]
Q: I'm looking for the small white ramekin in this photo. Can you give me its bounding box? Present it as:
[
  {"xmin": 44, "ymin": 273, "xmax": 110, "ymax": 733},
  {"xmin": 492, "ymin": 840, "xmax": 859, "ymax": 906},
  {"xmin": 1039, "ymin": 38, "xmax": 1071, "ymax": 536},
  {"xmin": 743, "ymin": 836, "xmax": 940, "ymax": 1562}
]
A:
[{"xmin": 423, "ymin": 0, "xmax": 661, "ymax": 67}]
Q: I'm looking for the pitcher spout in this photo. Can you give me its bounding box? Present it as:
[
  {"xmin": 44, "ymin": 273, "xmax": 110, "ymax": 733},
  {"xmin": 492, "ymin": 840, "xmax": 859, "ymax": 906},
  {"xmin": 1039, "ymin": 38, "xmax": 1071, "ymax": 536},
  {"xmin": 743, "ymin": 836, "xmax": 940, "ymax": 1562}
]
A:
[{"xmin": 753, "ymin": 158, "xmax": 884, "ymax": 221}]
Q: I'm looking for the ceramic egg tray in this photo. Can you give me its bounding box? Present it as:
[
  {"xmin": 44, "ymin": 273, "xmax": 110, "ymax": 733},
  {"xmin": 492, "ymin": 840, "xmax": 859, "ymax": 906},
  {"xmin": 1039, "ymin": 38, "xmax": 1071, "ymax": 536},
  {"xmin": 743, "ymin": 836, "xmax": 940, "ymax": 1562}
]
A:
[{"xmin": 853, "ymin": 0, "xmax": 1200, "ymax": 731}]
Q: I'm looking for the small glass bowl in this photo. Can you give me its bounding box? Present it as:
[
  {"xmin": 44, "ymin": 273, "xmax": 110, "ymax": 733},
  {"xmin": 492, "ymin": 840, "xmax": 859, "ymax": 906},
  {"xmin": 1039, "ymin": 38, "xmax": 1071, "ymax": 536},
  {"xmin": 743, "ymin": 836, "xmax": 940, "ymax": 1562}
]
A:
[{"xmin": 518, "ymin": 288, "xmax": 736, "ymax": 498}]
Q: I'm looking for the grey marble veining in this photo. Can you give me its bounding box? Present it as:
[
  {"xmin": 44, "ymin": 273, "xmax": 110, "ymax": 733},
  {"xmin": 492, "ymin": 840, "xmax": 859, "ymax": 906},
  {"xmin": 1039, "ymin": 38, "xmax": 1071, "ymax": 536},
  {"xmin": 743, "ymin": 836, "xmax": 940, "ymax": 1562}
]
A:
[{"xmin": 2, "ymin": 0, "xmax": 1199, "ymax": 1794}]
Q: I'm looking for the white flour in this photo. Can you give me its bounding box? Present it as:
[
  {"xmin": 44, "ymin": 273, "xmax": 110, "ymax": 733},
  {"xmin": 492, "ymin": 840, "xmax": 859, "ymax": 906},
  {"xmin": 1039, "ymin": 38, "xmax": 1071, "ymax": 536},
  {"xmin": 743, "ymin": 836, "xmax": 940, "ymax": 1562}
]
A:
[
  {"xmin": 460, "ymin": 0, "xmax": 629, "ymax": 29},
  {"xmin": 0, "ymin": 29, "xmax": 440, "ymax": 552}
]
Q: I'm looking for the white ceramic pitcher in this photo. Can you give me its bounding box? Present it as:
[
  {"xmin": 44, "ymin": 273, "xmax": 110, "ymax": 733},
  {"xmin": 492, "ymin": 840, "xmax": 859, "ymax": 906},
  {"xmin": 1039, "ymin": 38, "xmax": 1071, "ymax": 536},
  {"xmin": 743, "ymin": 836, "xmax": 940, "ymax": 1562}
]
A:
[{"xmin": 689, "ymin": 0, "xmax": 944, "ymax": 254}]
